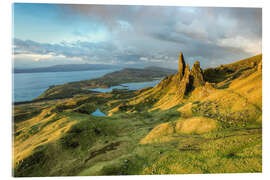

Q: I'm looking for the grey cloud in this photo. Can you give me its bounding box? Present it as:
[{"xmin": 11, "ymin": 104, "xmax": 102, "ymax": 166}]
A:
[
  {"xmin": 58, "ymin": 5, "xmax": 261, "ymax": 46},
  {"xmin": 15, "ymin": 5, "xmax": 262, "ymax": 69},
  {"xmin": 13, "ymin": 38, "xmax": 147, "ymax": 65}
]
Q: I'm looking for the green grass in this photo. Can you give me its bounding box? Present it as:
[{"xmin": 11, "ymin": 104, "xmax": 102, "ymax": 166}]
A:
[
  {"xmin": 13, "ymin": 99, "xmax": 262, "ymax": 176},
  {"xmin": 140, "ymin": 128, "xmax": 262, "ymax": 174},
  {"xmin": 13, "ymin": 100, "xmax": 186, "ymax": 176}
]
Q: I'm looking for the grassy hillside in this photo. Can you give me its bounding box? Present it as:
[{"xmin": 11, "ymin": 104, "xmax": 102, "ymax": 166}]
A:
[
  {"xmin": 13, "ymin": 54, "xmax": 262, "ymax": 176},
  {"xmin": 203, "ymin": 54, "xmax": 262, "ymax": 84}
]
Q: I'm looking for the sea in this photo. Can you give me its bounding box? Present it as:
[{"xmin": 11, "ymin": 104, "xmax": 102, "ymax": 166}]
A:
[{"xmin": 13, "ymin": 69, "xmax": 162, "ymax": 102}]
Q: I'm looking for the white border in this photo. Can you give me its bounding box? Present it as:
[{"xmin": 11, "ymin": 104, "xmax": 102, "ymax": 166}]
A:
[{"xmin": 1, "ymin": 0, "xmax": 268, "ymax": 180}]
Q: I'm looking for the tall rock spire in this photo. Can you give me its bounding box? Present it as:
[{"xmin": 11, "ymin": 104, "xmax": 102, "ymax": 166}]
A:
[
  {"xmin": 190, "ymin": 61, "xmax": 205, "ymax": 87},
  {"xmin": 179, "ymin": 52, "xmax": 186, "ymax": 78}
]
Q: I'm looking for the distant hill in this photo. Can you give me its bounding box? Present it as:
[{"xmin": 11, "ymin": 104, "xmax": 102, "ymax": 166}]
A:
[
  {"xmin": 14, "ymin": 64, "xmax": 123, "ymax": 73},
  {"xmin": 34, "ymin": 66, "xmax": 177, "ymax": 101}
]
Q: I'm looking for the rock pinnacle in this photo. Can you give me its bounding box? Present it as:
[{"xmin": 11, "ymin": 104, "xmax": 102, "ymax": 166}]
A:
[{"xmin": 179, "ymin": 52, "xmax": 186, "ymax": 77}]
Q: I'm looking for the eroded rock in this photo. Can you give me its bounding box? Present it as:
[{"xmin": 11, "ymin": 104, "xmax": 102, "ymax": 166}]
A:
[
  {"xmin": 190, "ymin": 61, "xmax": 205, "ymax": 87},
  {"xmin": 176, "ymin": 53, "xmax": 205, "ymax": 98},
  {"xmin": 178, "ymin": 52, "xmax": 186, "ymax": 79}
]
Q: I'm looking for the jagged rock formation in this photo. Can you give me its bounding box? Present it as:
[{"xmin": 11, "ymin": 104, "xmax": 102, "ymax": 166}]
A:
[
  {"xmin": 178, "ymin": 52, "xmax": 186, "ymax": 78},
  {"xmin": 127, "ymin": 52, "xmax": 212, "ymax": 111},
  {"xmin": 190, "ymin": 61, "xmax": 205, "ymax": 87},
  {"xmin": 176, "ymin": 53, "xmax": 205, "ymax": 98},
  {"xmin": 118, "ymin": 53, "xmax": 261, "ymax": 112},
  {"xmin": 177, "ymin": 65, "xmax": 191, "ymax": 98}
]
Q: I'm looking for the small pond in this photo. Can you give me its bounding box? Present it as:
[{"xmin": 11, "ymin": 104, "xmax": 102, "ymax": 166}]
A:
[{"xmin": 91, "ymin": 109, "xmax": 107, "ymax": 117}]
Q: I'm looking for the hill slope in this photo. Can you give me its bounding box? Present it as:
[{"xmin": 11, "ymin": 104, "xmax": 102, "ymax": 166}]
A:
[{"xmin": 13, "ymin": 54, "xmax": 262, "ymax": 176}]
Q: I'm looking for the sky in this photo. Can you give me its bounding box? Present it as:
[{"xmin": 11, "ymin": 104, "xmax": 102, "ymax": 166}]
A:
[{"xmin": 12, "ymin": 3, "xmax": 262, "ymax": 69}]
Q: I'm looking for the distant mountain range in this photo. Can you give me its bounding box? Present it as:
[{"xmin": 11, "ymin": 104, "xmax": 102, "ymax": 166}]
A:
[{"xmin": 13, "ymin": 64, "xmax": 123, "ymax": 73}]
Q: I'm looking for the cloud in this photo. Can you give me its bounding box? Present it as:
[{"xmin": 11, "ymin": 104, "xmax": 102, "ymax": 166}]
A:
[
  {"xmin": 216, "ymin": 36, "xmax": 262, "ymax": 55},
  {"xmin": 13, "ymin": 38, "xmax": 147, "ymax": 68},
  {"xmin": 14, "ymin": 5, "xmax": 262, "ymax": 69},
  {"xmin": 14, "ymin": 38, "xmax": 112, "ymax": 59}
]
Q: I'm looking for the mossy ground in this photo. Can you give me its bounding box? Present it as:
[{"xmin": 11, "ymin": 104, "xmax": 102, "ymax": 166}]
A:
[{"xmin": 12, "ymin": 55, "xmax": 262, "ymax": 176}]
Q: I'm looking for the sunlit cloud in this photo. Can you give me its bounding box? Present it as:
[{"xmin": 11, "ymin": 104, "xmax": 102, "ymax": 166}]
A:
[{"xmin": 216, "ymin": 36, "xmax": 262, "ymax": 55}]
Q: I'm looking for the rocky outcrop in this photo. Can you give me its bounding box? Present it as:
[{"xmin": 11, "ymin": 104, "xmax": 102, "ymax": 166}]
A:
[
  {"xmin": 176, "ymin": 53, "xmax": 205, "ymax": 98},
  {"xmin": 178, "ymin": 52, "xmax": 186, "ymax": 78},
  {"xmin": 190, "ymin": 61, "xmax": 205, "ymax": 87},
  {"xmin": 177, "ymin": 65, "xmax": 192, "ymax": 98}
]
